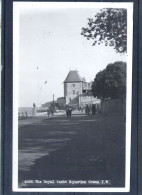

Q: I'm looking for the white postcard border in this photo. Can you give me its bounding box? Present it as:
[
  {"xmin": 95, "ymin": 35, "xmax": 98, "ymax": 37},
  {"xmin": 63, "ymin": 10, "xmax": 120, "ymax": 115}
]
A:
[{"xmin": 13, "ymin": 2, "xmax": 133, "ymax": 192}]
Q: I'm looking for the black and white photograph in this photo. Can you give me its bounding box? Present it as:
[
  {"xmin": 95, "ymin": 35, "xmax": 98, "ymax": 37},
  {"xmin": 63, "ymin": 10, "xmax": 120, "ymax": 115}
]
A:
[{"xmin": 13, "ymin": 2, "xmax": 133, "ymax": 192}]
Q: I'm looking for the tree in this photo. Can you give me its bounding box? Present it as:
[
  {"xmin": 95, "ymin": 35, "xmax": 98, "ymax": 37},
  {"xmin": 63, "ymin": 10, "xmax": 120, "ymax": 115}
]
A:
[
  {"xmin": 81, "ymin": 8, "xmax": 127, "ymax": 53},
  {"xmin": 92, "ymin": 61, "xmax": 126, "ymax": 99}
]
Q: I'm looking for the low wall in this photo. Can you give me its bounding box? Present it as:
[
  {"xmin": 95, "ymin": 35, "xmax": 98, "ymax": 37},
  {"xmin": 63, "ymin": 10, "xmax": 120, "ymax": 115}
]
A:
[{"xmin": 18, "ymin": 107, "xmax": 37, "ymax": 119}]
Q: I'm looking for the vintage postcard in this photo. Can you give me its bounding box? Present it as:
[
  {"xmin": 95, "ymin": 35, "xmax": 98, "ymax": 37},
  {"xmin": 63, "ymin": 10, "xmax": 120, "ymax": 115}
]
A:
[{"xmin": 13, "ymin": 2, "xmax": 133, "ymax": 192}]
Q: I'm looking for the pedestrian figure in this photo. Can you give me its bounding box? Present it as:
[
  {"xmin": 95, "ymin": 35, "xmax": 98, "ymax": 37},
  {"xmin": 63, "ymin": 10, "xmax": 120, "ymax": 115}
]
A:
[
  {"xmin": 51, "ymin": 107, "xmax": 54, "ymax": 116},
  {"xmin": 92, "ymin": 104, "xmax": 96, "ymax": 115},
  {"xmin": 81, "ymin": 106, "xmax": 84, "ymax": 113},
  {"xmin": 85, "ymin": 105, "xmax": 88, "ymax": 114},
  {"xmin": 68, "ymin": 106, "xmax": 72, "ymax": 117},
  {"xmin": 66, "ymin": 106, "xmax": 69, "ymax": 118},
  {"xmin": 25, "ymin": 112, "xmax": 28, "ymax": 118},
  {"xmin": 85, "ymin": 105, "xmax": 90, "ymax": 115},
  {"xmin": 88, "ymin": 105, "xmax": 90, "ymax": 115},
  {"xmin": 47, "ymin": 108, "xmax": 50, "ymax": 117}
]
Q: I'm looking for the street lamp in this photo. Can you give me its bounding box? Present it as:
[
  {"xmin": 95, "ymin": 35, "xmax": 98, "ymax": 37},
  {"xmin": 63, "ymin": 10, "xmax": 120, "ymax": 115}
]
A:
[{"xmin": 53, "ymin": 94, "xmax": 55, "ymax": 111}]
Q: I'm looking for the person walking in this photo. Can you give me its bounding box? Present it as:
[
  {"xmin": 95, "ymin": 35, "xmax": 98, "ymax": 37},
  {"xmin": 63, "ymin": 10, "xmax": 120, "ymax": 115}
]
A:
[
  {"xmin": 81, "ymin": 105, "xmax": 84, "ymax": 113},
  {"xmin": 92, "ymin": 104, "xmax": 96, "ymax": 115},
  {"xmin": 86, "ymin": 105, "xmax": 90, "ymax": 115},
  {"xmin": 69, "ymin": 106, "xmax": 72, "ymax": 118},
  {"xmin": 47, "ymin": 107, "xmax": 50, "ymax": 117},
  {"xmin": 51, "ymin": 107, "xmax": 54, "ymax": 116},
  {"xmin": 88, "ymin": 105, "xmax": 90, "ymax": 115},
  {"xmin": 66, "ymin": 106, "xmax": 69, "ymax": 118}
]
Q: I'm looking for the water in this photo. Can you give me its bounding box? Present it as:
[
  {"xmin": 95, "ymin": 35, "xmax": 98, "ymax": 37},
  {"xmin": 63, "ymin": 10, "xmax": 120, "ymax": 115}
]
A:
[
  {"xmin": 18, "ymin": 107, "xmax": 47, "ymax": 117},
  {"xmin": 19, "ymin": 107, "xmax": 33, "ymax": 113},
  {"xmin": 18, "ymin": 107, "xmax": 33, "ymax": 117}
]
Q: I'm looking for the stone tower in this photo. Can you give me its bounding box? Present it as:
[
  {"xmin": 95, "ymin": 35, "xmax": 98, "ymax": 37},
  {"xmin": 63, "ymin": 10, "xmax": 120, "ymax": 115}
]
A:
[{"xmin": 64, "ymin": 70, "xmax": 83, "ymax": 104}]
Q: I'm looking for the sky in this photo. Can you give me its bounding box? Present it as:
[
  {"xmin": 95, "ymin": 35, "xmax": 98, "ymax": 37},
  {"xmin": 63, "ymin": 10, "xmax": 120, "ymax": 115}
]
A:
[{"xmin": 17, "ymin": 3, "xmax": 127, "ymax": 107}]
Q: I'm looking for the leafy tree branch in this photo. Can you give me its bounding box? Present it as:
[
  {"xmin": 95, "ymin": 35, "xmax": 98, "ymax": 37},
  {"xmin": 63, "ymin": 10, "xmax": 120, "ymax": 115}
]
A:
[{"xmin": 81, "ymin": 8, "xmax": 127, "ymax": 53}]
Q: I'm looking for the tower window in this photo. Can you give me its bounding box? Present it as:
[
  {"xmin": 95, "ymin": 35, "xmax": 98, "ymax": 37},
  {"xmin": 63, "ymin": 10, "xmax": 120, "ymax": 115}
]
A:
[
  {"xmin": 72, "ymin": 84, "xmax": 75, "ymax": 87},
  {"xmin": 73, "ymin": 90, "xmax": 75, "ymax": 95}
]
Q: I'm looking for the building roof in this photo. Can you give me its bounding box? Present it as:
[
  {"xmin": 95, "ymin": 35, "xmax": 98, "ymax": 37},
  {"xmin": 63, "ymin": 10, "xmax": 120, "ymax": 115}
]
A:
[
  {"xmin": 80, "ymin": 90, "xmax": 93, "ymax": 97},
  {"xmin": 57, "ymin": 97, "xmax": 65, "ymax": 100},
  {"xmin": 42, "ymin": 101, "xmax": 57, "ymax": 107},
  {"xmin": 64, "ymin": 70, "xmax": 82, "ymax": 83}
]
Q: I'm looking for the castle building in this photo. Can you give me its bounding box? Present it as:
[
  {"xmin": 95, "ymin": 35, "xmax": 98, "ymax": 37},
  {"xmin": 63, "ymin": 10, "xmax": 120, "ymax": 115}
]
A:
[
  {"xmin": 63, "ymin": 70, "xmax": 100, "ymax": 107},
  {"xmin": 64, "ymin": 70, "xmax": 83, "ymax": 104},
  {"xmin": 43, "ymin": 70, "xmax": 100, "ymax": 110}
]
